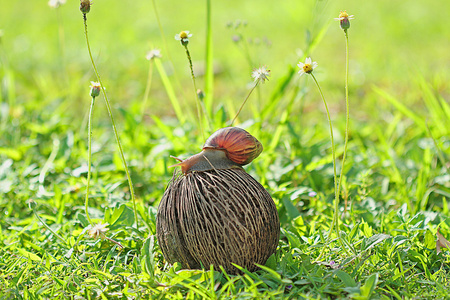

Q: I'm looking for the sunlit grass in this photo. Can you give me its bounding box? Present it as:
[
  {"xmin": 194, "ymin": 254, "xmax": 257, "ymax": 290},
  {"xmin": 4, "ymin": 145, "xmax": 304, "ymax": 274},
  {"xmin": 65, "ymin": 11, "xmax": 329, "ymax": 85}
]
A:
[{"xmin": 1, "ymin": 0, "xmax": 449, "ymax": 298}]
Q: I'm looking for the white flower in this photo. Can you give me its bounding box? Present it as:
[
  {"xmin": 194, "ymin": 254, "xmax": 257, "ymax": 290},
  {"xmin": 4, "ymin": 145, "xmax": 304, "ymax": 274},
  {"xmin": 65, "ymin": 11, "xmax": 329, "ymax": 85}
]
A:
[
  {"xmin": 334, "ymin": 10, "xmax": 354, "ymax": 21},
  {"xmin": 146, "ymin": 49, "xmax": 162, "ymax": 60},
  {"xmin": 297, "ymin": 57, "xmax": 318, "ymax": 77},
  {"xmin": 87, "ymin": 223, "xmax": 109, "ymax": 239},
  {"xmin": 175, "ymin": 31, "xmax": 192, "ymax": 44},
  {"xmin": 48, "ymin": 0, "xmax": 66, "ymax": 8},
  {"xmin": 251, "ymin": 66, "xmax": 271, "ymax": 83}
]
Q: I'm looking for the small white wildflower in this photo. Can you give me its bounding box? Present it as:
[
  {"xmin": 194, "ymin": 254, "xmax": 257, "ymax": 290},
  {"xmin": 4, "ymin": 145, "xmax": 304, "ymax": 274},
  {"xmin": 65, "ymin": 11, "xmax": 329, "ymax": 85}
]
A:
[
  {"xmin": 297, "ymin": 57, "xmax": 318, "ymax": 77},
  {"xmin": 87, "ymin": 223, "xmax": 109, "ymax": 239},
  {"xmin": 48, "ymin": 0, "xmax": 66, "ymax": 8},
  {"xmin": 146, "ymin": 49, "xmax": 162, "ymax": 60},
  {"xmin": 334, "ymin": 11, "xmax": 354, "ymax": 30},
  {"xmin": 252, "ymin": 66, "xmax": 271, "ymax": 83},
  {"xmin": 334, "ymin": 10, "xmax": 354, "ymax": 21},
  {"xmin": 175, "ymin": 31, "xmax": 192, "ymax": 45}
]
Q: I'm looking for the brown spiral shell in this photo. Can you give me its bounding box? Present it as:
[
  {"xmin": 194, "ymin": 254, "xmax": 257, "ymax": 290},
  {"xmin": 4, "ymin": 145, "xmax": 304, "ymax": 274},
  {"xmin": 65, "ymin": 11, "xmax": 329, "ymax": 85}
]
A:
[{"xmin": 203, "ymin": 127, "xmax": 263, "ymax": 165}]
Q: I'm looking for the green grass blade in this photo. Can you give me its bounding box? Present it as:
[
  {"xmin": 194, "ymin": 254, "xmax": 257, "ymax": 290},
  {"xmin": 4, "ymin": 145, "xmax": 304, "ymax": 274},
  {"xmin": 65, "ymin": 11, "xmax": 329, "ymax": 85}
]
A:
[
  {"xmin": 372, "ymin": 85, "xmax": 427, "ymax": 131},
  {"xmin": 204, "ymin": 0, "xmax": 214, "ymax": 121},
  {"xmin": 154, "ymin": 58, "xmax": 186, "ymax": 124}
]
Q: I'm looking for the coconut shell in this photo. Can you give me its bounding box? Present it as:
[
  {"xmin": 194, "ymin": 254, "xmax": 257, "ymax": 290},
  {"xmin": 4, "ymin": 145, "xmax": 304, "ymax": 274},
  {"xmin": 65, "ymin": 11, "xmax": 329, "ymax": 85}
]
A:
[{"xmin": 156, "ymin": 168, "xmax": 280, "ymax": 274}]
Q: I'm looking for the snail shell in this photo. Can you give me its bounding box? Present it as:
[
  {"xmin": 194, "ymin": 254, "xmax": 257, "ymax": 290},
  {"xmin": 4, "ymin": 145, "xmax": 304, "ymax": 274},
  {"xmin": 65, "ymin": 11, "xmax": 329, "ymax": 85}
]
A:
[
  {"xmin": 170, "ymin": 127, "xmax": 263, "ymax": 174},
  {"xmin": 203, "ymin": 127, "xmax": 263, "ymax": 166}
]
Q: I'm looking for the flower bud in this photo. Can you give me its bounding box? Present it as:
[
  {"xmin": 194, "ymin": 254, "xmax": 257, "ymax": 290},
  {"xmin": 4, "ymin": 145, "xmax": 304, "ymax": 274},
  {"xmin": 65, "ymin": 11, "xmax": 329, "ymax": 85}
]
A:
[
  {"xmin": 335, "ymin": 11, "xmax": 354, "ymax": 31},
  {"xmin": 340, "ymin": 18, "xmax": 350, "ymax": 30},
  {"xmin": 197, "ymin": 89, "xmax": 205, "ymax": 101},
  {"xmin": 90, "ymin": 81, "xmax": 101, "ymax": 98},
  {"xmin": 87, "ymin": 223, "xmax": 109, "ymax": 239},
  {"xmin": 80, "ymin": 0, "xmax": 91, "ymax": 14},
  {"xmin": 27, "ymin": 199, "xmax": 37, "ymax": 210}
]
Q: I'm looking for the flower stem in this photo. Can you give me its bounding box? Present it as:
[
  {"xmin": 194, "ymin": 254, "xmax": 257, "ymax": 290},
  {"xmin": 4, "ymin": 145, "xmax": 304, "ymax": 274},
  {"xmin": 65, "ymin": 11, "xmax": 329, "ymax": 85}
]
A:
[
  {"xmin": 85, "ymin": 96, "xmax": 95, "ymax": 227},
  {"xmin": 151, "ymin": 0, "xmax": 191, "ymax": 110},
  {"xmin": 336, "ymin": 30, "xmax": 350, "ymax": 211},
  {"xmin": 311, "ymin": 75, "xmax": 338, "ymax": 200},
  {"xmin": 83, "ymin": 14, "xmax": 139, "ymax": 228},
  {"xmin": 141, "ymin": 60, "xmax": 154, "ymax": 119},
  {"xmin": 311, "ymin": 74, "xmax": 348, "ymax": 257},
  {"xmin": 184, "ymin": 44, "xmax": 206, "ymax": 139},
  {"xmin": 32, "ymin": 208, "xmax": 69, "ymax": 247},
  {"xmin": 231, "ymin": 80, "xmax": 259, "ymax": 125},
  {"xmin": 102, "ymin": 234, "xmax": 124, "ymax": 249}
]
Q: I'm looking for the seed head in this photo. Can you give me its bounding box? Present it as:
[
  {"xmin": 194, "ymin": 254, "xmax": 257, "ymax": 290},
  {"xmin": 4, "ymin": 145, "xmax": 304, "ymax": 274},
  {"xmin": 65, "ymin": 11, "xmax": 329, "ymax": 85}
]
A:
[
  {"xmin": 334, "ymin": 10, "xmax": 354, "ymax": 31},
  {"xmin": 146, "ymin": 49, "xmax": 162, "ymax": 60},
  {"xmin": 90, "ymin": 81, "xmax": 101, "ymax": 98},
  {"xmin": 80, "ymin": 0, "xmax": 91, "ymax": 14},
  {"xmin": 297, "ymin": 57, "xmax": 318, "ymax": 77},
  {"xmin": 251, "ymin": 66, "xmax": 271, "ymax": 83},
  {"xmin": 87, "ymin": 223, "xmax": 109, "ymax": 239},
  {"xmin": 48, "ymin": 0, "xmax": 66, "ymax": 8}
]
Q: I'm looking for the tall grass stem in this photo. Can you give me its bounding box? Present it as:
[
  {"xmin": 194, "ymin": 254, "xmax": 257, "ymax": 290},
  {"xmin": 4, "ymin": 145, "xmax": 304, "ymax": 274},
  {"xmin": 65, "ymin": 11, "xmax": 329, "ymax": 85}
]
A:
[
  {"xmin": 151, "ymin": 0, "xmax": 190, "ymax": 110},
  {"xmin": 32, "ymin": 207, "xmax": 69, "ymax": 247},
  {"xmin": 184, "ymin": 45, "xmax": 206, "ymax": 138},
  {"xmin": 141, "ymin": 60, "xmax": 154, "ymax": 119},
  {"xmin": 82, "ymin": 15, "xmax": 139, "ymax": 228},
  {"xmin": 153, "ymin": 59, "xmax": 186, "ymax": 123},
  {"xmin": 204, "ymin": 0, "xmax": 214, "ymax": 120},
  {"xmin": 85, "ymin": 96, "xmax": 95, "ymax": 227},
  {"xmin": 311, "ymin": 74, "xmax": 348, "ymax": 257},
  {"xmin": 231, "ymin": 80, "xmax": 259, "ymax": 125},
  {"xmin": 336, "ymin": 30, "xmax": 350, "ymax": 208}
]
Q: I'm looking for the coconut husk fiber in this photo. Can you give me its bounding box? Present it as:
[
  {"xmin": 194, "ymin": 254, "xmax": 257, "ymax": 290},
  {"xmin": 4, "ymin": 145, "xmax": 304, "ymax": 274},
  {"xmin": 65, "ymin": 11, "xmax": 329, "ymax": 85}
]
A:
[{"xmin": 156, "ymin": 168, "xmax": 280, "ymax": 274}]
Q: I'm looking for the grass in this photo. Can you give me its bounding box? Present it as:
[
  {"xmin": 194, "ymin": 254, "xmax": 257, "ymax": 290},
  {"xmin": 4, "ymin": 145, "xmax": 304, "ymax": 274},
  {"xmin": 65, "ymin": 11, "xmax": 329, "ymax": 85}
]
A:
[{"xmin": 1, "ymin": 0, "xmax": 450, "ymax": 298}]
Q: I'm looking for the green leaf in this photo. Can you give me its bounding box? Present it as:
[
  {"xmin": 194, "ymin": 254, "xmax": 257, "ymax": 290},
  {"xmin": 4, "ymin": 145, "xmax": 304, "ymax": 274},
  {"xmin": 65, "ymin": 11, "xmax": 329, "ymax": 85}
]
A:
[
  {"xmin": 336, "ymin": 270, "xmax": 357, "ymax": 287},
  {"xmin": 141, "ymin": 236, "xmax": 156, "ymax": 278},
  {"xmin": 281, "ymin": 228, "xmax": 301, "ymax": 249},
  {"xmin": 0, "ymin": 147, "xmax": 22, "ymax": 160},
  {"xmin": 264, "ymin": 253, "xmax": 277, "ymax": 271},
  {"xmin": 282, "ymin": 195, "xmax": 300, "ymax": 220},
  {"xmin": 17, "ymin": 248, "xmax": 41, "ymax": 261},
  {"xmin": 360, "ymin": 273, "xmax": 378, "ymax": 298},
  {"xmin": 77, "ymin": 212, "xmax": 89, "ymax": 228},
  {"xmin": 107, "ymin": 204, "xmax": 135, "ymax": 230},
  {"xmin": 364, "ymin": 233, "xmax": 391, "ymax": 251},
  {"xmin": 424, "ymin": 230, "xmax": 435, "ymax": 249}
]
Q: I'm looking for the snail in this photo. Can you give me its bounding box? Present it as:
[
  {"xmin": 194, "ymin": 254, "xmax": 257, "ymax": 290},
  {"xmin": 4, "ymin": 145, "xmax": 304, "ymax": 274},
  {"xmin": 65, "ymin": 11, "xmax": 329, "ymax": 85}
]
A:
[
  {"xmin": 169, "ymin": 127, "xmax": 263, "ymax": 174},
  {"xmin": 156, "ymin": 127, "xmax": 280, "ymax": 274}
]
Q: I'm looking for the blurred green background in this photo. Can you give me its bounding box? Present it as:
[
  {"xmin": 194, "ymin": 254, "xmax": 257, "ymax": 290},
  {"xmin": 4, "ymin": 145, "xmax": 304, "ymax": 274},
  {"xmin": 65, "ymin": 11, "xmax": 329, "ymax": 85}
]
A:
[{"xmin": 1, "ymin": 0, "xmax": 448, "ymax": 120}]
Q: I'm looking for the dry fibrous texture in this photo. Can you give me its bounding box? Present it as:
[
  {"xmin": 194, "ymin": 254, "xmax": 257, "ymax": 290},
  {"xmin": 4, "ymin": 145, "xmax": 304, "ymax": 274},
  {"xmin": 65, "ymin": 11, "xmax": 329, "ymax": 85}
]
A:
[{"xmin": 156, "ymin": 168, "xmax": 280, "ymax": 274}]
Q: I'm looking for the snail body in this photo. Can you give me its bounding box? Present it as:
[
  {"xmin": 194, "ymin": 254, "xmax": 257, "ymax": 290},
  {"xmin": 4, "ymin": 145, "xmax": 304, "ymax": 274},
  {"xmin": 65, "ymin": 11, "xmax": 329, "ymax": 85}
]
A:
[{"xmin": 156, "ymin": 127, "xmax": 279, "ymax": 274}]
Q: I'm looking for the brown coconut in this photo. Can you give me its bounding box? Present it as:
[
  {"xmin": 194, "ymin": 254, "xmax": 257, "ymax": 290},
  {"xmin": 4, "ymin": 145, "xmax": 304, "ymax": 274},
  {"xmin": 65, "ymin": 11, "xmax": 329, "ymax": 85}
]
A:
[{"xmin": 156, "ymin": 127, "xmax": 280, "ymax": 274}]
